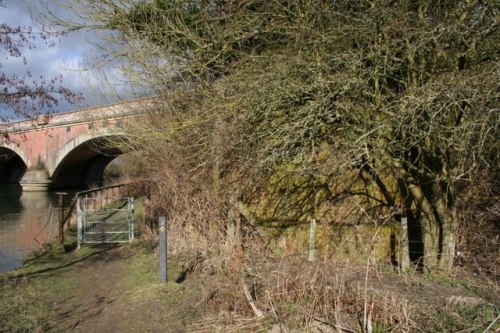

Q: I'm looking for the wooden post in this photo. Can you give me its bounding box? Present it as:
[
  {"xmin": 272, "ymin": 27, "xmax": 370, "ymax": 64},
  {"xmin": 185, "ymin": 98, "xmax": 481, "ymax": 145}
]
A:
[
  {"xmin": 400, "ymin": 217, "xmax": 410, "ymax": 271},
  {"xmin": 56, "ymin": 192, "xmax": 67, "ymax": 244},
  {"xmin": 308, "ymin": 219, "xmax": 317, "ymax": 262},
  {"xmin": 159, "ymin": 216, "xmax": 168, "ymax": 283}
]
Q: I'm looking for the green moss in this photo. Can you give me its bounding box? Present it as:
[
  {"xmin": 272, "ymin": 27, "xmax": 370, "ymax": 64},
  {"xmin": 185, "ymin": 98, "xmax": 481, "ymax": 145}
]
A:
[{"xmin": 261, "ymin": 220, "xmax": 401, "ymax": 264}]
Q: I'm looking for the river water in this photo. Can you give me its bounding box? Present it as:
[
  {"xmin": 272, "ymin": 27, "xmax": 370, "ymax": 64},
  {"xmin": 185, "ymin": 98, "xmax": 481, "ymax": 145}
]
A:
[{"xmin": 0, "ymin": 184, "xmax": 69, "ymax": 272}]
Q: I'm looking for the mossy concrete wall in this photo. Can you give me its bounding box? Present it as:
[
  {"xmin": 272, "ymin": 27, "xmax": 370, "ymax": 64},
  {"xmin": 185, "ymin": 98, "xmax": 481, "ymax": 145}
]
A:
[{"xmin": 263, "ymin": 222, "xmax": 401, "ymax": 264}]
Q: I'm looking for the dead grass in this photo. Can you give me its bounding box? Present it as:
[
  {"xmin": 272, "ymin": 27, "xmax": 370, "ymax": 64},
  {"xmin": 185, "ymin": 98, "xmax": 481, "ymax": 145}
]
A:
[
  {"xmin": 134, "ymin": 164, "xmax": 499, "ymax": 332},
  {"xmin": 1, "ymin": 235, "xmax": 498, "ymax": 333}
]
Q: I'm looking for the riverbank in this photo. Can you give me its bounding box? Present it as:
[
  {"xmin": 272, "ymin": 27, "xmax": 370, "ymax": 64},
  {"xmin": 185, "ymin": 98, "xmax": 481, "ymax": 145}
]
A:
[{"xmin": 1, "ymin": 238, "xmax": 499, "ymax": 332}]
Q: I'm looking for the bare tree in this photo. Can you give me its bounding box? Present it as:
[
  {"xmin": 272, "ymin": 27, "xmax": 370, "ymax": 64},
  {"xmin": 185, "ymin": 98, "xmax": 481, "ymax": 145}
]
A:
[{"xmin": 55, "ymin": 0, "xmax": 499, "ymax": 271}]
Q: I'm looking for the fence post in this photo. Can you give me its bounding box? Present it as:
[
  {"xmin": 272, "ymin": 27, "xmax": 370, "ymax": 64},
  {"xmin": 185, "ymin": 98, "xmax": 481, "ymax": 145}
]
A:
[
  {"xmin": 129, "ymin": 197, "xmax": 135, "ymax": 241},
  {"xmin": 308, "ymin": 219, "xmax": 317, "ymax": 262},
  {"xmin": 400, "ymin": 217, "xmax": 410, "ymax": 271},
  {"xmin": 56, "ymin": 192, "xmax": 67, "ymax": 244},
  {"xmin": 77, "ymin": 197, "xmax": 83, "ymax": 249},
  {"xmin": 159, "ymin": 216, "xmax": 168, "ymax": 283}
]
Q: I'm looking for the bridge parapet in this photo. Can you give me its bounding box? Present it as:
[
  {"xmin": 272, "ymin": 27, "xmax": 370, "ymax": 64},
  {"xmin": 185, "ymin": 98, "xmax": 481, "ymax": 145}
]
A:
[{"xmin": 0, "ymin": 97, "xmax": 156, "ymax": 134}]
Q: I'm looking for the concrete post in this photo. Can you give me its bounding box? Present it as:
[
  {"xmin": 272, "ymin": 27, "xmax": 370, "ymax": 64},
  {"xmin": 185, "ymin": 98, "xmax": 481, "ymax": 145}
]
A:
[
  {"xmin": 128, "ymin": 197, "xmax": 135, "ymax": 241},
  {"xmin": 308, "ymin": 219, "xmax": 317, "ymax": 262},
  {"xmin": 400, "ymin": 217, "xmax": 410, "ymax": 271},
  {"xmin": 159, "ymin": 216, "xmax": 168, "ymax": 283}
]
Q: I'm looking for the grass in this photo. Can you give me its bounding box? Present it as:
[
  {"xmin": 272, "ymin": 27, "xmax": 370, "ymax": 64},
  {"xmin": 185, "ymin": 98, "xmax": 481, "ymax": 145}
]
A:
[
  {"xmin": 425, "ymin": 272, "xmax": 469, "ymax": 288},
  {"xmin": 0, "ymin": 279, "xmax": 49, "ymax": 332},
  {"xmin": 427, "ymin": 304, "xmax": 499, "ymax": 332}
]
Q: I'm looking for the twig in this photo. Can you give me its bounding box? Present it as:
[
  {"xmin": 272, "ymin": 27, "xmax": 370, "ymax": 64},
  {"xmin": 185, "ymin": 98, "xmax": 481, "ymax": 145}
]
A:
[
  {"xmin": 242, "ymin": 279, "xmax": 264, "ymax": 318},
  {"xmin": 195, "ymin": 289, "xmax": 218, "ymax": 306},
  {"xmin": 482, "ymin": 314, "xmax": 500, "ymax": 333},
  {"xmin": 266, "ymin": 289, "xmax": 288, "ymax": 333},
  {"xmin": 34, "ymin": 204, "xmax": 53, "ymax": 244},
  {"xmin": 313, "ymin": 317, "xmax": 356, "ymax": 333}
]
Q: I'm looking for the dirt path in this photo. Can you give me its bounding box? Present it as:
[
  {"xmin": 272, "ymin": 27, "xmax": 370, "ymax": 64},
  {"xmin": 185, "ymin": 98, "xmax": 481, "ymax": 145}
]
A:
[
  {"xmin": 29, "ymin": 244, "xmax": 203, "ymax": 333},
  {"xmin": 46, "ymin": 246, "xmax": 132, "ymax": 332}
]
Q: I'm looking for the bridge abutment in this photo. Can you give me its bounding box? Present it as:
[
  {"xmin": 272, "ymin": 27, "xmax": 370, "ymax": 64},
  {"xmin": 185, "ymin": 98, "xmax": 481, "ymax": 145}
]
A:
[{"xmin": 20, "ymin": 170, "xmax": 53, "ymax": 191}]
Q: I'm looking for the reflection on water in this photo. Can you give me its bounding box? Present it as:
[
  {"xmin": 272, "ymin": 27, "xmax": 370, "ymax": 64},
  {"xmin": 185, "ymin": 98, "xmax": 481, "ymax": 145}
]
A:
[{"xmin": 0, "ymin": 185, "xmax": 59, "ymax": 272}]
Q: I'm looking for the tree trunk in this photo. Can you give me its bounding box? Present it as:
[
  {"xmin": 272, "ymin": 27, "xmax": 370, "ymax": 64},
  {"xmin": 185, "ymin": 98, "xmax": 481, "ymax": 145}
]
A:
[
  {"xmin": 408, "ymin": 182, "xmax": 457, "ymax": 272},
  {"xmin": 420, "ymin": 204, "xmax": 441, "ymax": 270},
  {"xmin": 437, "ymin": 204, "xmax": 458, "ymax": 272},
  {"xmin": 408, "ymin": 183, "xmax": 440, "ymax": 269}
]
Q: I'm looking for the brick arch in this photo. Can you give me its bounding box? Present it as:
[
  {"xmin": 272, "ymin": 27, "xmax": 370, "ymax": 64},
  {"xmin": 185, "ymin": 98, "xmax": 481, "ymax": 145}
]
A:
[
  {"xmin": 0, "ymin": 142, "xmax": 29, "ymax": 168},
  {"xmin": 0, "ymin": 143, "xmax": 29, "ymax": 183},
  {"xmin": 49, "ymin": 131, "xmax": 126, "ymax": 189},
  {"xmin": 49, "ymin": 127, "xmax": 124, "ymax": 174}
]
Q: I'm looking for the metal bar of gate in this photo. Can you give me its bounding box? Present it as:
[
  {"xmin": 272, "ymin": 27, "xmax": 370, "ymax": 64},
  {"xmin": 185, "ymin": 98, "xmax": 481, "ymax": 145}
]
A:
[
  {"xmin": 77, "ymin": 197, "xmax": 83, "ymax": 249},
  {"xmin": 78, "ymin": 196, "xmax": 135, "ymax": 246}
]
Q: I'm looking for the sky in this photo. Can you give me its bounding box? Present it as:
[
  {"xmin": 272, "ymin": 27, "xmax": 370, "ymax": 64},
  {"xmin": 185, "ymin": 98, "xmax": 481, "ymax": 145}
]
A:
[{"xmin": 0, "ymin": 0, "xmax": 138, "ymax": 118}]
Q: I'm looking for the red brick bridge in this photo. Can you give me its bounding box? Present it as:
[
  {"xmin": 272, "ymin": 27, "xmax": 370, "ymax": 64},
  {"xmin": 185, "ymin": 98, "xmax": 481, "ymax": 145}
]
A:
[{"xmin": 0, "ymin": 98, "xmax": 154, "ymax": 191}]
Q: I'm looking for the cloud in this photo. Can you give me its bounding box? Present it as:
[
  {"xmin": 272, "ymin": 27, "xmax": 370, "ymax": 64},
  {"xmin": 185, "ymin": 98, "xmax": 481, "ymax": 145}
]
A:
[{"xmin": 1, "ymin": 0, "xmax": 140, "ymax": 118}]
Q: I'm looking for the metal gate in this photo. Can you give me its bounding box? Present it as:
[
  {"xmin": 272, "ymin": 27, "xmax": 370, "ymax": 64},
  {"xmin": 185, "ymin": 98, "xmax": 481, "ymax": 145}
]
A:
[{"xmin": 77, "ymin": 196, "xmax": 134, "ymax": 248}]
